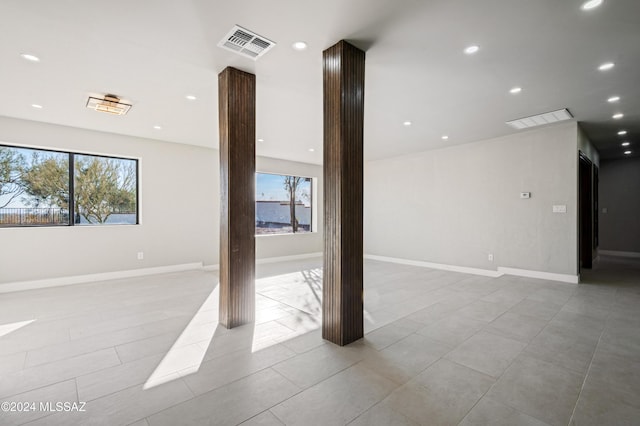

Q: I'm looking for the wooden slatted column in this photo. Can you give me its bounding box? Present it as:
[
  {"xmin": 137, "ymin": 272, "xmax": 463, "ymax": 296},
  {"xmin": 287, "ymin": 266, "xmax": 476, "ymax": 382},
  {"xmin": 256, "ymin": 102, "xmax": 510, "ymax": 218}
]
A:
[
  {"xmin": 219, "ymin": 67, "xmax": 256, "ymax": 328},
  {"xmin": 322, "ymin": 40, "xmax": 365, "ymax": 346}
]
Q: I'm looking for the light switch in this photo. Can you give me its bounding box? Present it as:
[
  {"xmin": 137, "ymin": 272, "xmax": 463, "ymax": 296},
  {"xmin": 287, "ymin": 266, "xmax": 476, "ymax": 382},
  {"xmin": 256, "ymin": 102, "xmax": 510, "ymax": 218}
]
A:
[
  {"xmin": 520, "ymin": 192, "xmax": 531, "ymax": 199},
  {"xmin": 552, "ymin": 205, "xmax": 567, "ymax": 213}
]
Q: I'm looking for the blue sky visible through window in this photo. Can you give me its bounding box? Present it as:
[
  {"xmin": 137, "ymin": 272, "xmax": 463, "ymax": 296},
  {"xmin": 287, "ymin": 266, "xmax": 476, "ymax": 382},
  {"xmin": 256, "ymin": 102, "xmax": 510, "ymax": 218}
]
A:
[{"xmin": 256, "ymin": 172, "xmax": 311, "ymax": 206}]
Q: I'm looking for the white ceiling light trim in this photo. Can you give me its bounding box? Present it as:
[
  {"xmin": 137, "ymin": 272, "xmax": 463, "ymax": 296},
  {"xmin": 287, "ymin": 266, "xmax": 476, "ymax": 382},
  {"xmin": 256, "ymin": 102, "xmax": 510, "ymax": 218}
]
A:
[
  {"xmin": 624, "ymin": 150, "xmax": 632, "ymax": 155},
  {"xmin": 20, "ymin": 53, "xmax": 40, "ymax": 62},
  {"xmin": 292, "ymin": 41, "xmax": 308, "ymax": 51},
  {"xmin": 506, "ymin": 108, "xmax": 573, "ymax": 130},
  {"xmin": 598, "ymin": 62, "xmax": 615, "ymax": 71},
  {"xmin": 510, "ymin": 87, "xmax": 522, "ymax": 94},
  {"xmin": 618, "ymin": 130, "xmax": 628, "ymax": 135},
  {"xmin": 464, "ymin": 45, "xmax": 479, "ymax": 55},
  {"xmin": 581, "ymin": 0, "xmax": 603, "ymax": 10},
  {"xmin": 613, "ymin": 113, "xmax": 624, "ymax": 119},
  {"xmin": 607, "ymin": 96, "xmax": 620, "ymax": 103},
  {"xmin": 31, "ymin": 104, "xmax": 43, "ymax": 109},
  {"xmin": 403, "ymin": 121, "xmax": 412, "ymax": 126},
  {"xmin": 185, "ymin": 95, "xmax": 197, "ymax": 101},
  {"xmin": 218, "ymin": 25, "xmax": 276, "ymax": 60},
  {"xmin": 621, "ymin": 142, "xmax": 630, "ymax": 146}
]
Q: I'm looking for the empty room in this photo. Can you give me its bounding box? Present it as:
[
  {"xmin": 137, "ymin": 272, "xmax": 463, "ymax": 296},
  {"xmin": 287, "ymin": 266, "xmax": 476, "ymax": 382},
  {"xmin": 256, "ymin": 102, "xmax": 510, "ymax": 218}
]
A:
[{"xmin": 1, "ymin": 1, "xmax": 639, "ymax": 425}]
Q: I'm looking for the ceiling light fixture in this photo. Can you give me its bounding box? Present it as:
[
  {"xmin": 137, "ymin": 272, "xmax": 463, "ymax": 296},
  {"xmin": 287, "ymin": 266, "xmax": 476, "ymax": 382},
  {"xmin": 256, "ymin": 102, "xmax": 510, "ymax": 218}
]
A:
[
  {"xmin": 441, "ymin": 135, "xmax": 449, "ymax": 140},
  {"xmin": 20, "ymin": 53, "xmax": 40, "ymax": 62},
  {"xmin": 622, "ymin": 142, "xmax": 630, "ymax": 147},
  {"xmin": 607, "ymin": 96, "xmax": 620, "ymax": 103},
  {"xmin": 624, "ymin": 150, "xmax": 632, "ymax": 155},
  {"xmin": 308, "ymin": 148, "xmax": 315, "ymax": 152},
  {"xmin": 581, "ymin": 0, "xmax": 603, "ymax": 10},
  {"xmin": 598, "ymin": 62, "xmax": 615, "ymax": 71},
  {"xmin": 86, "ymin": 94, "xmax": 132, "ymax": 115},
  {"xmin": 292, "ymin": 41, "xmax": 308, "ymax": 51},
  {"xmin": 613, "ymin": 113, "xmax": 624, "ymax": 119},
  {"xmin": 618, "ymin": 130, "xmax": 627, "ymax": 135},
  {"xmin": 506, "ymin": 108, "xmax": 573, "ymax": 130},
  {"xmin": 464, "ymin": 45, "xmax": 479, "ymax": 55},
  {"xmin": 257, "ymin": 138, "xmax": 264, "ymax": 142},
  {"xmin": 185, "ymin": 95, "xmax": 197, "ymax": 101},
  {"xmin": 403, "ymin": 121, "xmax": 412, "ymax": 126},
  {"xmin": 31, "ymin": 104, "xmax": 43, "ymax": 109},
  {"xmin": 510, "ymin": 87, "xmax": 522, "ymax": 94},
  {"xmin": 153, "ymin": 125, "xmax": 162, "ymax": 130}
]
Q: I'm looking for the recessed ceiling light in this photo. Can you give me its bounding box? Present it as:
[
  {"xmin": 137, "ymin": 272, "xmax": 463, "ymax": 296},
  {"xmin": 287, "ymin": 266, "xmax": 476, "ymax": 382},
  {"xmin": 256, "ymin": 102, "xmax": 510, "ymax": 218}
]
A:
[
  {"xmin": 441, "ymin": 135, "xmax": 449, "ymax": 140},
  {"xmin": 185, "ymin": 95, "xmax": 197, "ymax": 101},
  {"xmin": 153, "ymin": 125, "xmax": 162, "ymax": 130},
  {"xmin": 599, "ymin": 62, "xmax": 615, "ymax": 71},
  {"xmin": 20, "ymin": 53, "xmax": 40, "ymax": 62},
  {"xmin": 292, "ymin": 41, "xmax": 308, "ymax": 51},
  {"xmin": 624, "ymin": 150, "xmax": 632, "ymax": 155},
  {"xmin": 403, "ymin": 121, "xmax": 412, "ymax": 126},
  {"xmin": 581, "ymin": 0, "xmax": 603, "ymax": 10},
  {"xmin": 308, "ymin": 148, "xmax": 315, "ymax": 152},
  {"xmin": 607, "ymin": 96, "xmax": 620, "ymax": 103},
  {"xmin": 618, "ymin": 130, "xmax": 627, "ymax": 135},
  {"xmin": 257, "ymin": 138, "xmax": 264, "ymax": 142},
  {"xmin": 31, "ymin": 104, "xmax": 43, "ymax": 109},
  {"xmin": 464, "ymin": 45, "xmax": 479, "ymax": 55},
  {"xmin": 621, "ymin": 142, "xmax": 630, "ymax": 147},
  {"xmin": 613, "ymin": 113, "xmax": 624, "ymax": 119},
  {"xmin": 510, "ymin": 87, "xmax": 522, "ymax": 94}
]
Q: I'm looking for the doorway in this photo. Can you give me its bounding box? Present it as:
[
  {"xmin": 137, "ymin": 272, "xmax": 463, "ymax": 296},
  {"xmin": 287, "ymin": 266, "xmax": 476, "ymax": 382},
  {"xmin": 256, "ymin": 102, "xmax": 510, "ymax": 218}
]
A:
[{"xmin": 579, "ymin": 152, "xmax": 593, "ymax": 270}]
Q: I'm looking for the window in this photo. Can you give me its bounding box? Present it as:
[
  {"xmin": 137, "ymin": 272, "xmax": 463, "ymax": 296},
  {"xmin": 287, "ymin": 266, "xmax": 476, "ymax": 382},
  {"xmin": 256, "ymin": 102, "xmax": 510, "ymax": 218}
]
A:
[
  {"xmin": 256, "ymin": 172, "xmax": 312, "ymax": 235},
  {"xmin": 0, "ymin": 145, "xmax": 138, "ymax": 227}
]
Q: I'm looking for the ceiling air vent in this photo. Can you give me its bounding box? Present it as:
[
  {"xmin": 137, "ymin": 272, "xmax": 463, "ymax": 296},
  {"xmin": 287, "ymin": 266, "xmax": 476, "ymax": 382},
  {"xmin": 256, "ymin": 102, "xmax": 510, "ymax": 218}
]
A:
[
  {"xmin": 217, "ymin": 25, "xmax": 276, "ymax": 60},
  {"xmin": 86, "ymin": 94, "xmax": 132, "ymax": 116},
  {"xmin": 506, "ymin": 108, "xmax": 573, "ymax": 130}
]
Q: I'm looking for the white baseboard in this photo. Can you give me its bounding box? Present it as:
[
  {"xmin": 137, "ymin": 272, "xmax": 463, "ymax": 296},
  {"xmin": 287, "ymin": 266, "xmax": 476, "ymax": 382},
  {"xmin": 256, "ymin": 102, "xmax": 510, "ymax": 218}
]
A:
[
  {"xmin": 0, "ymin": 263, "xmax": 204, "ymax": 294},
  {"xmin": 364, "ymin": 254, "xmax": 502, "ymax": 278},
  {"xmin": 364, "ymin": 254, "xmax": 579, "ymax": 284},
  {"xmin": 497, "ymin": 267, "xmax": 579, "ymax": 284},
  {"xmin": 599, "ymin": 250, "xmax": 640, "ymax": 259},
  {"xmin": 203, "ymin": 252, "xmax": 323, "ymax": 271}
]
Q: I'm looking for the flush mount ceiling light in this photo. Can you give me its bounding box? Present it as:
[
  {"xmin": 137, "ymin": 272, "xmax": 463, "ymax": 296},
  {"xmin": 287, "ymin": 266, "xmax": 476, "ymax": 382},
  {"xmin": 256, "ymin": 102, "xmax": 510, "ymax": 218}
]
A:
[
  {"xmin": 618, "ymin": 130, "xmax": 628, "ymax": 135},
  {"xmin": 292, "ymin": 41, "xmax": 308, "ymax": 51},
  {"xmin": 613, "ymin": 113, "xmax": 624, "ymax": 119},
  {"xmin": 218, "ymin": 25, "xmax": 276, "ymax": 60},
  {"xmin": 622, "ymin": 142, "xmax": 630, "ymax": 146},
  {"xmin": 464, "ymin": 45, "xmax": 479, "ymax": 55},
  {"xmin": 403, "ymin": 121, "xmax": 412, "ymax": 126},
  {"xmin": 506, "ymin": 108, "xmax": 573, "ymax": 130},
  {"xmin": 86, "ymin": 94, "xmax": 132, "ymax": 116},
  {"xmin": 510, "ymin": 87, "xmax": 523, "ymax": 94},
  {"xmin": 598, "ymin": 62, "xmax": 615, "ymax": 71},
  {"xmin": 581, "ymin": 0, "xmax": 603, "ymax": 10},
  {"xmin": 20, "ymin": 53, "xmax": 40, "ymax": 62},
  {"xmin": 608, "ymin": 96, "xmax": 620, "ymax": 103}
]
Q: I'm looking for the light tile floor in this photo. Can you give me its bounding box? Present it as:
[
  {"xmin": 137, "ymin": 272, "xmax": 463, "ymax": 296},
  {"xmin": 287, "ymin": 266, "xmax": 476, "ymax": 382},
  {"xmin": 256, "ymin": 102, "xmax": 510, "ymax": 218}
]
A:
[{"xmin": 0, "ymin": 256, "xmax": 639, "ymax": 425}]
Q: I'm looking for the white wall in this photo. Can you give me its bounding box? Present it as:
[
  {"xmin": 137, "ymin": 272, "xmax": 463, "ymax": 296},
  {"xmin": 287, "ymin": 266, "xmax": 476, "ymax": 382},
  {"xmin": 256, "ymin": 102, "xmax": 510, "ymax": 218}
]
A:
[
  {"xmin": 365, "ymin": 123, "xmax": 579, "ymax": 275},
  {"xmin": 0, "ymin": 117, "xmax": 322, "ymax": 286},
  {"xmin": 255, "ymin": 156, "xmax": 323, "ymax": 259}
]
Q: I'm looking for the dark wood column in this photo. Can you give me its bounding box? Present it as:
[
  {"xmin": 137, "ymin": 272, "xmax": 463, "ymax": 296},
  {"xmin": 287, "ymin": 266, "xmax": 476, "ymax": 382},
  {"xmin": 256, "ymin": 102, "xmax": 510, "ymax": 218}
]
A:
[
  {"xmin": 218, "ymin": 67, "xmax": 256, "ymax": 328},
  {"xmin": 322, "ymin": 40, "xmax": 365, "ymax": 346}
]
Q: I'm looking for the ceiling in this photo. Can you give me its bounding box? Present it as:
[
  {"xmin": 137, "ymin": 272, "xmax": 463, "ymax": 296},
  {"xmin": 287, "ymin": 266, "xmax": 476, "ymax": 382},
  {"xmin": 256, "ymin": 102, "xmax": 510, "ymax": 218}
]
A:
[{"xmin": 1, "ymin": 0, "xmax": 639, "ymax": 164}]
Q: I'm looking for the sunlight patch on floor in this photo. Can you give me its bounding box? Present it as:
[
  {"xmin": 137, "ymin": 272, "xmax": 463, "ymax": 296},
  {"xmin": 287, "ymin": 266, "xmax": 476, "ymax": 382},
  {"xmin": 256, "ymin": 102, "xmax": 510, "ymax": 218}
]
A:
[
  {"xmin": 144, "ymin": 287, "xmax": 219, "ymax": 389},
  {"xmin": 0, "ymin": 319, "xmax": 36, "ymax": 338}
]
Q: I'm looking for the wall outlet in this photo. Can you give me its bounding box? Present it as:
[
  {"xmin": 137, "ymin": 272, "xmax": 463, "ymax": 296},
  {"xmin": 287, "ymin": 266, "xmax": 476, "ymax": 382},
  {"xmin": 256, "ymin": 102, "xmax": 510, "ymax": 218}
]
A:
[
  {"xmin": 520, "ymin": 192, "xmax": 531, "ymax": 199},
  {"xmin": 552, "ymin": 205, "xmax": 567, "ymax": 213},
  {"xmin": 488, "ymin": 253, "xmax": 494, "ymax": 262},
  {"xmin": 137, "ymin": 252, "xmax": 144, "ymax": 260}
]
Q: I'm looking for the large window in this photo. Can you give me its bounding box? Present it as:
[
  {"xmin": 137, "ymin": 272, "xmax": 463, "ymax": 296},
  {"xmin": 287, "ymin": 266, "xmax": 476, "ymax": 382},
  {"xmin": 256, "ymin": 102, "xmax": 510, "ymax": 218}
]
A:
[
  {"xmin": 256, "ymin": 172, "xmax": 312, "ymax": 235},
  {"xmin": 0, "ymin": 145, "xmax": 138, "ymax": 227}
]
